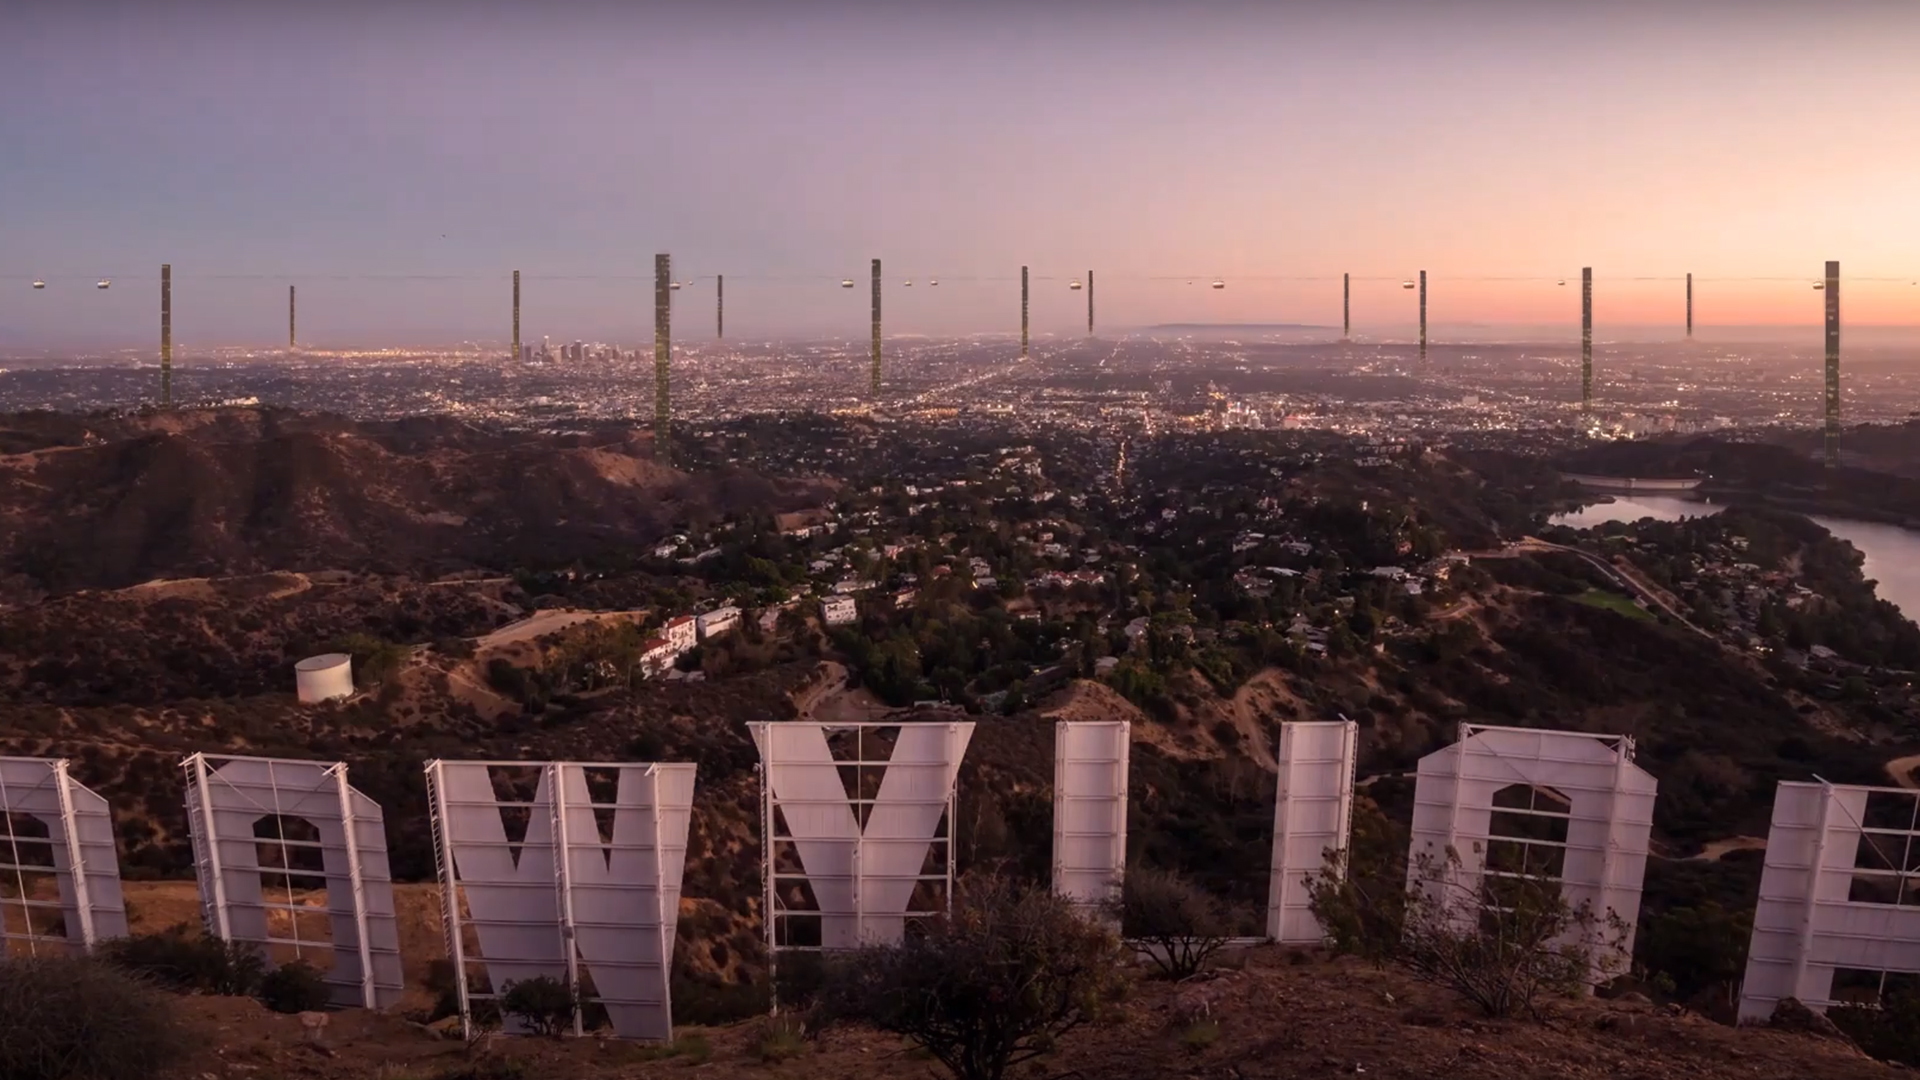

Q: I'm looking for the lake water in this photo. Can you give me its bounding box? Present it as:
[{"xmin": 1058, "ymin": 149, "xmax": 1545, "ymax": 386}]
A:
[{"xmin": 1549, "ymin": 495, "xmax": 1920, "ymax": 621}]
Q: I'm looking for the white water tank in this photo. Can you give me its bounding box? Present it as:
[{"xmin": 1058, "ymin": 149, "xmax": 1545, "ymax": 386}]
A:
[{"xmin": 294, "ymin": 654, "xmax": 354, "ymax": 703}]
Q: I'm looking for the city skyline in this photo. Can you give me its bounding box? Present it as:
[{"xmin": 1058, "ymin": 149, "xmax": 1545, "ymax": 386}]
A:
[{"xmin": 3, "ymin": 2, "xmax": 1920, "ymax": 343}]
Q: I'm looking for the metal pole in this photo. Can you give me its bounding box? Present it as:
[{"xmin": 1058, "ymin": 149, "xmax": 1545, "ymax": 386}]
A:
[
  {"xmin": 1581, "ymin": 267, "xmax": 1594, "ymax": 414},
  {"xmin": 548, "ymin": 764, "xmax": 584, "ymax": 1037},
  {"xmin": 654, "ymin": 255, "xmax": 671, "ymax": 464},
  {"xmin": 160, "ymin": 264, "xmax": 172, "ymax": 409},
  {"xmin": 512, "ymin": 270, "xmax": 521, "ymax": 362},
  {"xmin": 870, "ymin": 258, "xmax": 882, "ymax": 396},
  {"xmin": 188, "ymin": 754, "xmax": 232, "ymax": 941},
  {"xmin": 425, "ymin": 762, "xmax": 474, "ymax": 1041},
  {"xmin": 1825, "ymin": 260, "xmax": 1841, "ymax": 467},
  {"xmin": 1087, "ymin": 270, "xmax": 1094, "ymax": 337},
  {"xmin": 1021, "ymin": 266, "xmax": 1030, "ymax": 358},
  {"xmin": 51, "ymin": 760, "xmax": 98, "ymax": 951},
  {"xmin": 717, "ymin": 274, "xmax": 724, "ymax": 340},
  {"xmin": 1685, "ymin": 272, "xmax": 1692, "ymax": 339},
  {"xmin": 1343, "ymin": 273, "xmax": 1350, "ymax": 341},
  {"xmin": 331, "ymin": 763, "xmax": 379, "ymax": 1009},
  {"xmin": 288, "ymin": 285, "xmax": 295, "ymax": 350}
]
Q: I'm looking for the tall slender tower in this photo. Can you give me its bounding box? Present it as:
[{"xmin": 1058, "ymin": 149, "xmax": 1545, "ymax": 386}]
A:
[
  {"xmin": 1581, "ymin": 267, "xmax": 1594, "ymax": 415},
  {"xmin": 1342, "ymin": 273, "xmax": 1350, "ymax": 341},
  {"xmin": 1825, "ymin": 260, "xmax": 1841, "ymax": 467},
  {"xmin": 1087, "ymin": 270, "xmax": 1094, "ymax": 336},
  {"xmin": 717, "ymin": 274, "xmax": 724, "ymax": 340},
  {"xmin": 160, "ymin": 264, "xmax": 172, "ymax": 409},
  {"xmin": 1685, "ymin": 272, "xmax": 1693, "ymax": 339},
  {"xmin": 512, "ymin": 270, "xmax": 521, "ymax": 363},
  {"xmin": 654, "ymin": 254, "xmax": 671, "ymax": 463},
  {"xmin": 1021, "ymin": 265, "xmax": 1030, "ymax": 358},
  {"xmin": 288, "ymin": 285, "xmax": 296, "ymax": 350},
  {"xmin": 870, "ymin": 258, "xmax": 882, "ymax": 396},
  {"xmin": 1418, "ymin": 270, "xmax": 1427, "ymax": 359}
]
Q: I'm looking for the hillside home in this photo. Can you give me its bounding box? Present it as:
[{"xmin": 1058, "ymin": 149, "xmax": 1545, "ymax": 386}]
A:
[
  {"xmin": 823, "ymin": 595, "xmax": 858, "ymax": 626},
  {"xmin": 696, "ymin": 606, "xmax": 740, "ymax": 640}
]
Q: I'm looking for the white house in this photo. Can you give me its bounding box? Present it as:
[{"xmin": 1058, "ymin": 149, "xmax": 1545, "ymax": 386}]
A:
[
  {"xmin": 822, "ymin": 595, "xmax": 858, "ymax": 626},
  {"xmin": 639, "ymin": 637, "xmax": 676, "ymax": 678},
  {"xmin": 696, "ymin": 606, "xmax": 741, "ymax": 640},
  {"xmin": 664, "ymin": 615, "xmax": 697, "ymax": 654}
]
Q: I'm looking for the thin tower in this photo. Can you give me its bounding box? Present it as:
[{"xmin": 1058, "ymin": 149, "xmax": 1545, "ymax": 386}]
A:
[
  {"xmin": 288, "ymin": 285, "xmax": 295, "ymax": 350},
  {"xmin": 512, "ymin": 270, "xmax": 521, "ymax": 363},
  {"xmin": 1021, "ymin": 265, "xmax": 1030, "ymax": 358},
  {"xmin": 1581, "ymin": 267, "xmax": 1594, "ymax": 415},
  {"xmin": 1825, "ymin": 260, "xmax": 1841, "ymax": 467},
  {"xmin": 1685, "ymin": 272, "xmax": 1693, "ymax": 339},
  {"xmin": 717, "ymin": 274, "xmax": 724, "ymax": 340},
  {"xmin": 870, "ymin": 258, "xmax": 882, "ymax": 396},
  {"xmin": 1418, "ymin": 270, "xmax": 1427, "ymax": 359},
  {"xmin": 1087, "ymin": 270, "xmax": 1094, "ymax": 336},
  {"xmin": 1342, "ymin": 273, "xmax": 1350, "ymax": 341},
  {"xmin": 160, "ymin": 264, "xmax": 172, "ymax": 409},
  {"xmin": 654, "ymin": 254, "xmax": 671, "ymax": 463}
]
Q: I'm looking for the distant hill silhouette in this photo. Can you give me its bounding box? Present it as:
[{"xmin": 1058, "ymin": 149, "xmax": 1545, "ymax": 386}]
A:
[{"xmin": 0, "ymin": 407, "xmax": 832, "ymax": 595}]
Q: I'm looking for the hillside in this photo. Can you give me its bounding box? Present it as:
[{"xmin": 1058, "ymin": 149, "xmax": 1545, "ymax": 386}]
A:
[
  {"xmin": 142, "ymin": 947, "xmax": 1899, "ymax": 1080},
  {"xmin": 0, "ymin": 407, "xmax": 834, "ymax": 599}
]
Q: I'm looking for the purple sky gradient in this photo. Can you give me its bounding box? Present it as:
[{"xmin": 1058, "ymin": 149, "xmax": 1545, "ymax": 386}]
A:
[{"xmin": 2, "ymin": 1, "xmax": 1918, "ymax": 346}]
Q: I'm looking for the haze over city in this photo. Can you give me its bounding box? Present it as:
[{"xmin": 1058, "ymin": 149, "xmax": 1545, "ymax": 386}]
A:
[{"xmin": 4, "ymin": 0, "xmax": 1920, "ymax": 347}]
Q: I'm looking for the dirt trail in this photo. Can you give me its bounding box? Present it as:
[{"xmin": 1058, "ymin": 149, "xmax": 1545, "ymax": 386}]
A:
[
  {"xmin": 1886, "ymin": 754, "xmax": 1920, "ymax": 790},
  {"xmin": 474, "ymin": 608, "xmax": 648, "ymax": 653}
]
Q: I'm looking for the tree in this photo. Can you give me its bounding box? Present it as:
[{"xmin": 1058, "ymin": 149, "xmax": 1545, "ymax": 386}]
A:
[
  {"xmin": 501, "ymin": 975, "xmax": 577, "ymax": 1038},
  {"xmin": 1105, "ymin": 866, "xmax": 1238, "ymax": 980},
  {"xmin": 816, "ymin": 874, "xmax": 1126, "ymax": 1080},
  {"xmin": 1309, "ymin": 845, "xmax": 1626, "ymax": 1020}
]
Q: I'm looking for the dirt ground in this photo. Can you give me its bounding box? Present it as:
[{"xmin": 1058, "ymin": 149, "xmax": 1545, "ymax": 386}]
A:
[{"xmin": 151, "ymin": 948, "xmax": 1898, "ymax": 1080}]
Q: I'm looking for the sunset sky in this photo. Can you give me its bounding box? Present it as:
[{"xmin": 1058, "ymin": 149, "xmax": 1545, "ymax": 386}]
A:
[{"xmin": 2, "ymin": 1, "xmax": 1918, "ymax": 345}]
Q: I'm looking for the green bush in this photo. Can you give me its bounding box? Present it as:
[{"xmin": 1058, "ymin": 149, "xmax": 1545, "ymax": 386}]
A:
[
  {"xmin": 0, "ymin": 954, "xmax": 189, "ymax": 1080},
  {"xmin": 817, "ymin": 874, "xmax": 1126, "ymax": 1080},
  {"xmin": 259, "ymin": 961, "xmax": 332, "ymax": 1014},
  {"xmin": 751, "ymin": 1016, "xmax": 808, "ymax": 1064},
  {"xmin": 1106, "ymin": 866, "xmax": 1239, "ymax": 980},
  {"xmin": 1831, "ymin": 991, "xmax": 1920, "ymax": 1068},
  {"xmin": 99, "ymin": 928, "xmax": 266, "ymax": 996},
  {"xmin": 500, "ymin": 975, "xmax": 576, "ymax": 1038}
]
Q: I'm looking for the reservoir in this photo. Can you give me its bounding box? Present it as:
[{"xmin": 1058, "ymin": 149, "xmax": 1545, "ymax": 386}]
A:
[{"xmin": 1549, "ymin": 495, "xmax": 1920, "ymax": 622}]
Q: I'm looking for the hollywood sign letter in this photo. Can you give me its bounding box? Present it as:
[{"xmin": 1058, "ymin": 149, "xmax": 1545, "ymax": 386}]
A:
[
  {"xmin": 425, "ymin": 760, "xmax": 695, "ymax": 1041},
  {"xmin": 1407, "ymin": 724, "xmax": 1656, "ymax": 981},
  {"xmin": 183, "ymin": 753, "xmax": 404, "ymax": 1008},
  {"xmin": 1053, "ymin": 720, "xmax": 1130, "ymax": 918},
  {"xmin": 1739, "ymin": 781, "xmax": 1920, "ymax": 1023},
  {"xmin": 752, "ymin": 721, "xmax": 973, "ymax": 950},
  {"xmin": 0, "ymin": 756, "xmax": 128, "ymax": 953},
  {"xmin": 1268, "ymin": 720, "xmax": 1359, "ymax": 943}
]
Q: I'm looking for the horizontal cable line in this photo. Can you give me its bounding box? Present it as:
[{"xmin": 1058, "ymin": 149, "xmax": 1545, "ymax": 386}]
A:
[{"xmin": 5, "ymin": 271, "xmax": 1917, "ymax": 284}]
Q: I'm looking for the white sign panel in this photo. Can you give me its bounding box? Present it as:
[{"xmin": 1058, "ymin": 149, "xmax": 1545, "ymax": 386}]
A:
[
  {"xmin": 1267, "ymin": 720, "xmax": 1358, "ymax": 943},
  {"xmin": 752, "ymin": 722, "xmax": 973, "ymax": 951},
  {"xmin": 1738, "ymin": 781, "xmax": 1920, "ymax": 1023},
  {"xmin": 1053, "ymin": 720, "xmax": 1130, "ymax": 916},
  {"xmin": 182, "ymin": 753, "xmax": 403, "ymax": 1008},
  {"xmin": 426, "ymin": 760, "xmax": 696, "ymax": 1041},
  {"xmin": 0, "ymin": 756, "xmax": 127, "ymax": 954},
  {"xmin": 1408, "ymin": 724, "xmax": 1656, "ymax": 980}
]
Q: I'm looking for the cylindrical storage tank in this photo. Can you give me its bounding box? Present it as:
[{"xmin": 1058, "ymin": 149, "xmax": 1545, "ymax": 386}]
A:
[{"xmin": 294, "ymin": 653, "xmax": 354, "ymax": 703}]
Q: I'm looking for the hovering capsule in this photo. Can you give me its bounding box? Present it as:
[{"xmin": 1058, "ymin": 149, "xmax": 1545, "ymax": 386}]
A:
[
  {"xmin": 1813, "ymin": 281, "xmax": 1825, "ymax": 290},
  {"xmin": 1069, "ymin": 281, "xmax": 1083, "ymax": 290},
  {"xmin": 841, "ymin": 279, "xmax": 855, "ymax": 288},
  {"xmin": 904, "ymin": 279, "xmax": 912, "ymax": 287},
  {"xmin": 32, "ymin": 279, "xmax": 46, "ymax": 289},
  {"xmin": 670, "ymin": 281, "xmax": 683, "ymax": 290},
  {"xmin": 1211, "ymin": 279, "xmax": 1225, "ymax": 290},
  {"xmin": 1402, "ymin": 280, "xmax": 1416, "ymax": 289},
  {"xmin": 97, "ymin": 279, "xmax": 111, "ymax": 290},
  {"xmin": 1557, "ymin": 279, "xmax": 1567, "ymax": 286},
  {"xmin": 930, "ymin": 279, "xmax": 939, "ymax": 286}
]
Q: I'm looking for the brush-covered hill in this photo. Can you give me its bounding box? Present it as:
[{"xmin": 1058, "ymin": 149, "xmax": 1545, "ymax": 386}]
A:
[{"xmin": 0, "ymin": 407, "xmax": 834, "ymax": 599}]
